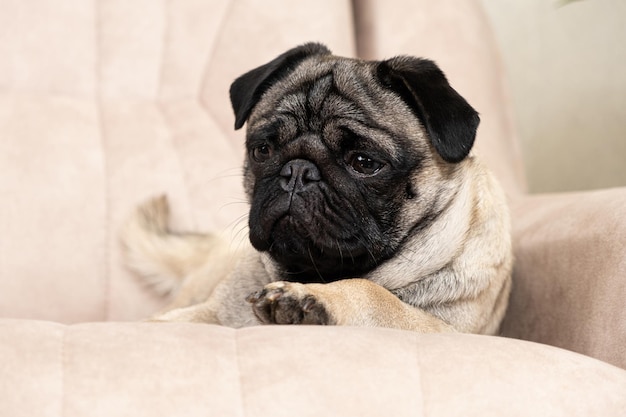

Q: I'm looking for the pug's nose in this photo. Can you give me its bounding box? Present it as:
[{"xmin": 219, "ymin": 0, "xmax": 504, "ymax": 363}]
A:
[{"xmin": 280, "ymin": 159, "xmax": 321, "ymax": 193}]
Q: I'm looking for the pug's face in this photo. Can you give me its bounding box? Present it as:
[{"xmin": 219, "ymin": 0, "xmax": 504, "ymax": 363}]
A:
[{"xmin": 229, "ymin": 43, "xmax": 479, "ymax": 282}]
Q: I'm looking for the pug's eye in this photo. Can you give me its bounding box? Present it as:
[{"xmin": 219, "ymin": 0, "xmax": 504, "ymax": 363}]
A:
[
  {"xmin": 251, "ymin": 144, "xmax": 273, "ymax": 163},
  {"xmin": 348, "ymin": 153, "xmax": 384, "ymax": 175}
]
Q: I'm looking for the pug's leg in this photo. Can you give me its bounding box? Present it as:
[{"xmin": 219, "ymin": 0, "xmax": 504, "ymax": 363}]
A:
[
  {"xmin": 147, "ymin": 302, "xmax": 219, "ymax": 324},
  {"xmin": 146, "ymin": 261, "xmax": 269, "ymax": 327},
  {"xmin": 246, "ymin": 279, "xmax": 455, "ymax": 332}
]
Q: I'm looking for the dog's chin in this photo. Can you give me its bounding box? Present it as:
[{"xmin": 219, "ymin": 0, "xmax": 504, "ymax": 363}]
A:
[{"xmin": 249, "ymin": 214, "xmax": 381, "ymax": 283}]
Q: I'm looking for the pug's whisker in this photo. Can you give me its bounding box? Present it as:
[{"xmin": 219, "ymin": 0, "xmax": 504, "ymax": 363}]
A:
[
  {"xmin": 223, "ymin": 211, "xmax": 249, "ymax": 232},
  {"xmin": 335, "ymin": 239, "xmax": 345, "ymax": 269},
  {"xmin": 219, "ymin": 199, "xmax": 249, "ymax": 208},
  {"xmin": 233, "ymin": 222, "xmax": 249, "ymax": 241},
  {"xmin": 229, "ymin": 221, "xmax": 251, "ymax": 253},
  {"xmin": 355, "ymin": 235, "xmax": 378, "ymax": 265},
  {"xmin": 307, "ymin": 245, "xmax": 326, "ymax": 283},
  {"xmin": 200, "ymin": 168, "xmax": 244, "ymax": 183},
  {"xmin": 217, "ymin": 200, "xmax": 249, "ymax": 217}
]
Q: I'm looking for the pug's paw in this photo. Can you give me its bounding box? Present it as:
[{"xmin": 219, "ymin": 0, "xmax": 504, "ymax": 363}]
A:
[{"xmin": 246, "ymin": 281, "xmax": 331, "ymax": 325}]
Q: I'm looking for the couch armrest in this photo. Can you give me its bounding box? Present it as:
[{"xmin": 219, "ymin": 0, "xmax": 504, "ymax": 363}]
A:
[{"xmin": 501, "ymin": 188, "xmax": 626, "ymax": 369}]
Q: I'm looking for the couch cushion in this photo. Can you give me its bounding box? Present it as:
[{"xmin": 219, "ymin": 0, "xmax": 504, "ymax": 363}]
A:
[{"xmin": 1, "ymin": 321, "xmax": 625, "ymax": 417}]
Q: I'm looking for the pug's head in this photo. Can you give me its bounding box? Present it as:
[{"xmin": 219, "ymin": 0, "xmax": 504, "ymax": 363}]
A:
[{"xmin": 229, "ymin": 43, "xmax": 479, "ymax": 282}]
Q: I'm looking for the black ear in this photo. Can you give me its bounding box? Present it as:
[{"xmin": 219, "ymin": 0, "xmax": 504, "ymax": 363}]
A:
[
  {"xmin": 376, "ymin": 57, "xmax": 480, "ymax": 163},
  {"xmin": 229, "ymin": 42, "xmax": 332, "ymax": 130}
]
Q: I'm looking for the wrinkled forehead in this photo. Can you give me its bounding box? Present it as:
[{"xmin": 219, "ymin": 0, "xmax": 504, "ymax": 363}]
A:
[{"xmin": 247, "ymin": 57, "xmax": 426, "ymax": 160}]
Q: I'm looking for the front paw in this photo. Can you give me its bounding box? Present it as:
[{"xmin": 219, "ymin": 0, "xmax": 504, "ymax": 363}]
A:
[{"xmin": 246, "ymin": 281, "xmax": 330, "ymax": 325}]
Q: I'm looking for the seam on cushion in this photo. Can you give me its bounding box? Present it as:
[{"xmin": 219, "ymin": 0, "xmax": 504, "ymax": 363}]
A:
[
  {"xmin": 196, "ymin": 1, "xmax": 240, "ymax": 153},
  {"xmin": 156, "ymin": 0, "xmax": 169, "ymax": 101},
  {"xmin": 97, "ymin": 101, "xmax": 111, "ymax": 322},
  {"xmin": 196, "ymin": 98, "xmax": 240, "ymax": 154},
  {"xmin": 95, "ymin": 0, "xmax": 111, "ymax": 321},
  {"xmin": 157, "ymin": 0, "xmax": 239, "ymax": 228},
  {"xmin": 155, "ymin": 0, "xmax": 198, "ymax": 231},
  {"xmin": 156, "ymin": 102, "xmax": 196, "ymax": 228},
  {"xmin": 59, "ymin": 326, "xmax": 67, "ymax": 417},
  {"xmin": 234, "ymin": 330, "xmax": 247, "ymax": 417},
  {"xmin": 197, "ymin": 0, "xmax": 233, "ymax": 101},
  {"xmin": 413, "ymin": 332, "xmax": 428, "ymax": 417},
  {"xmin": 154, "ymin": 0, "xmax": 197, "ymax": 225},
  {"xmin": 349, "ymin": 0, "xmax": 364, "ymax": 59}
]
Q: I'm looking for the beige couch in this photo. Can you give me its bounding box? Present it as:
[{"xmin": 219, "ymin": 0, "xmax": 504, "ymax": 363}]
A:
[{"xmin": 1, "ymin": 1, "xmax": 625, "ymax": 415}]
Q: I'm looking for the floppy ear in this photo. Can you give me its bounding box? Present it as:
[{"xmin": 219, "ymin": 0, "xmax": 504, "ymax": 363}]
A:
[
  {"xmin": 229, "ymin": 42, "xmax": 332, "ymax": 130},
  {"xmin": 376, "ymin": 57, "xmax": 480, "ymax": 163}
]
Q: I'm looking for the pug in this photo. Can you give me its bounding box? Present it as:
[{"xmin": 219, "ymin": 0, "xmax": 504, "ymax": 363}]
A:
[{"xmin": 122, "ymin": 43, "xmax": 512, "ymax": 334}]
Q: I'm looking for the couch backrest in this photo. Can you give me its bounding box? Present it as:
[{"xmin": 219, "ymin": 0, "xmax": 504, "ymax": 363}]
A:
[
  {"xmin": 0, "ymin": 0, "xmax": 354, "ymax": 322},
  {"xmin": 353, "ymin": 0, "xmax": 527, "ymax": 195},
  {"xmin": 0, "ymin": 0, "xmax": 523, "ymax": 323}
]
